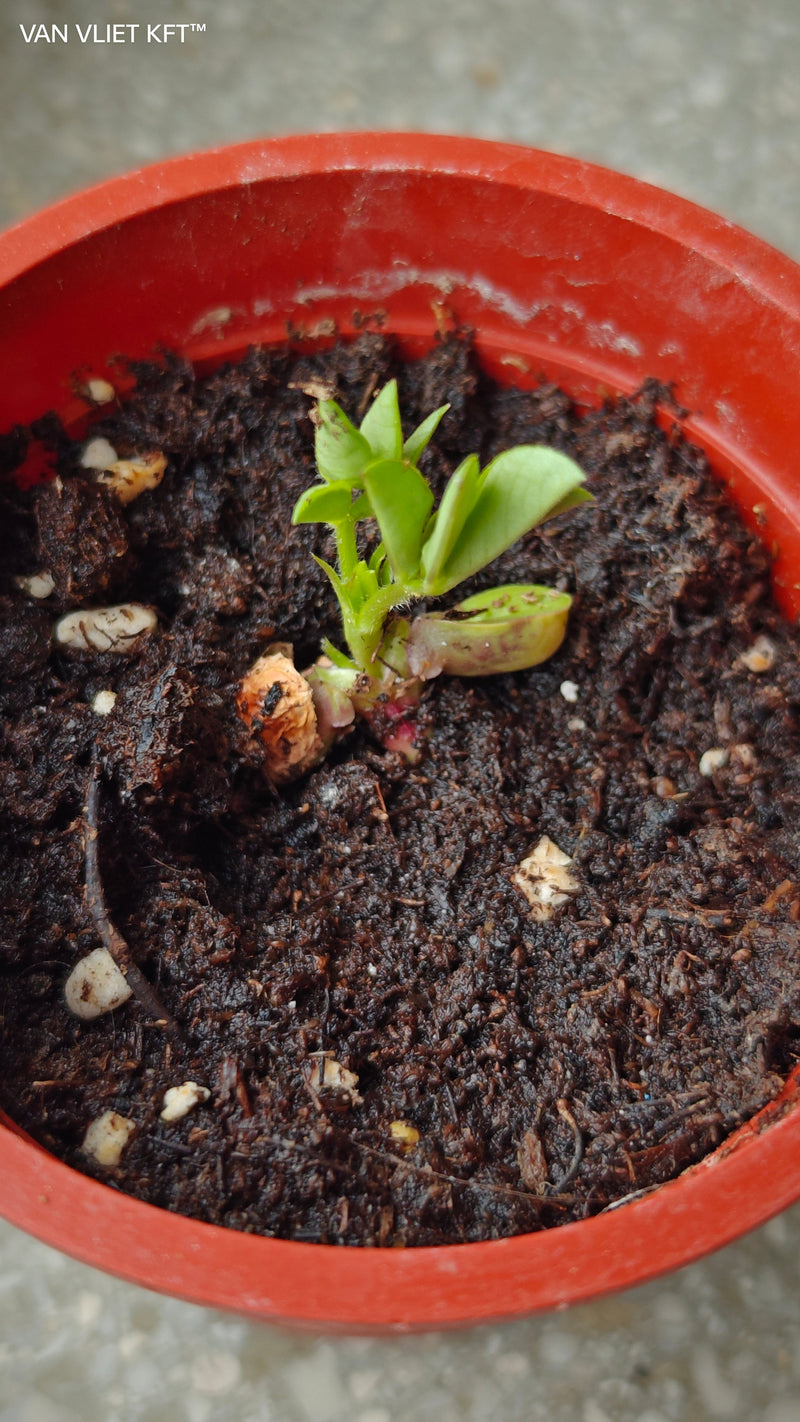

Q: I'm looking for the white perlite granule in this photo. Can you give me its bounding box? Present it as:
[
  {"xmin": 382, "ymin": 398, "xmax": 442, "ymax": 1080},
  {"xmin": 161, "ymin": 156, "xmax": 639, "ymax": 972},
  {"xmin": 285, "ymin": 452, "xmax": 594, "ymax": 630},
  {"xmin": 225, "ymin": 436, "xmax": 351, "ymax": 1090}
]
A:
[
  {"xmin": 64, "ymin": 948, "xmax": 132, "ymax": 1020},
  {"xmin": 82, "ymin": 1110, "xmax": 136, "ymax": 1167},
  {"xmin": 513, "ymin": 836, "xmax": 580, "ymax": 920}
]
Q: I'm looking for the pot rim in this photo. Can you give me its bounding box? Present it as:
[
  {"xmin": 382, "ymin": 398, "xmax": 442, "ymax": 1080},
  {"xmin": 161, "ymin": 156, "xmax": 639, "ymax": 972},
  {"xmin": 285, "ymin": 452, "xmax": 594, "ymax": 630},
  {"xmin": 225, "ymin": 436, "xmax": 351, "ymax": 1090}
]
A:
[
  {"xmin": 2, "ymin": 131, "xmax": 800, "ymax": 313},
  {"xmin": 2, "ymin": 132, "xmax": 800, "ymax": 1331}
]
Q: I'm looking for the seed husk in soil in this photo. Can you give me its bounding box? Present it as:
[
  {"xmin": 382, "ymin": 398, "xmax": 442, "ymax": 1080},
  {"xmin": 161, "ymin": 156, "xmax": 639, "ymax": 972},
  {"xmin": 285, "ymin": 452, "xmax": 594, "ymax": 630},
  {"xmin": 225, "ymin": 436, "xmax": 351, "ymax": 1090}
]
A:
[{"xmin": 0, "ymin": 331, "xmax": 799, "ymax": 1246}]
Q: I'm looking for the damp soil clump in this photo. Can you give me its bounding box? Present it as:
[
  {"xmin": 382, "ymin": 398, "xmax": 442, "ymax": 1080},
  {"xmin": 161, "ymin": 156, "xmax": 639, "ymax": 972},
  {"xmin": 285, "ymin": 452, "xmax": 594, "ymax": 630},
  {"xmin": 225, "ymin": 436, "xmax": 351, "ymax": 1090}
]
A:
[{"xmin": 1, "ymin": 333, "xmax": 799, "ymax": 1246}]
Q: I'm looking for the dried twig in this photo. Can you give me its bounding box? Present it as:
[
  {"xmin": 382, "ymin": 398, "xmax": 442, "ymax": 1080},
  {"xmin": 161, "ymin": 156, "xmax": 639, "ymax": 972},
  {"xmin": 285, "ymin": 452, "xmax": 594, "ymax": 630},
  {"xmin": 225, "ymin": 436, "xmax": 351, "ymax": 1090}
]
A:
[{"xmin": 84, "ymin": 766, "xmax": 183, "ymax": 1043}]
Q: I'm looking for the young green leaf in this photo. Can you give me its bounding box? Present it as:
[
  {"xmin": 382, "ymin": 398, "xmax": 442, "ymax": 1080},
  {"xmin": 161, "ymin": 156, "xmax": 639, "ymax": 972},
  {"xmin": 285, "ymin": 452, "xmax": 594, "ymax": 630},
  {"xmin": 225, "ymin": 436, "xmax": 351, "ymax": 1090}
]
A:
[
  {"xmin": 361, "ymin": 457, "xmax": 434, "ymax": 583},
  {"xmin": 359, "ymin": 379, "xmax": 403, "ymax": 460},
  {"xmin": 321, "ymin": 637, "xmax": 357, "ymax": 670},
  {"xmin": 292, "ymin": 480, "xmax": 355, "ymax": 526},
  {"xmin": 315, "ymin": 400, "xmax": 371, "ymax": 484},
  {"xmin": 420, "ymin": 453, "xmax": 482, "ymax": 590},
  {"xmin": 402, "ymin": 403, "xmax": 450, "ymax": 464},
  {"xmin": 312, "ymin": 553, "xmax": 355, "ymax": 628},
  {"xmin": 351, "ymin": 558, "xmax": 380, "ymax": 610},
  {"xmin": 431, "ymin": 446, "xmax": 588, "ymax": 594},
  {"xmin": 541, "ymin": 486, "xmax": 594, "ymax": 522}
]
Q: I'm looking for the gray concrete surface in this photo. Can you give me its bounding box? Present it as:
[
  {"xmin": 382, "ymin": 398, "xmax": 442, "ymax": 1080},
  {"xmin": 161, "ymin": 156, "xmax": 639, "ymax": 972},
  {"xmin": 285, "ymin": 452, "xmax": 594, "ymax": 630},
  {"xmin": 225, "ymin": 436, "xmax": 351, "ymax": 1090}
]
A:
[{"xmin": 2, "ymin": 1, "xmax": 800, "ymax": 1419}]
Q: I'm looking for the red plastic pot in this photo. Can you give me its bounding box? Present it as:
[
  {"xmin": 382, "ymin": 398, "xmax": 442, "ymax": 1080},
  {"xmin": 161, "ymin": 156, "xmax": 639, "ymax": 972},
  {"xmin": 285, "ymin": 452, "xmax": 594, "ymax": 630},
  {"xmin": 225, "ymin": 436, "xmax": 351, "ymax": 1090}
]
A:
[{"xmin": 1, "ymin": 133, "xmax": 800, "ymax": 1332}]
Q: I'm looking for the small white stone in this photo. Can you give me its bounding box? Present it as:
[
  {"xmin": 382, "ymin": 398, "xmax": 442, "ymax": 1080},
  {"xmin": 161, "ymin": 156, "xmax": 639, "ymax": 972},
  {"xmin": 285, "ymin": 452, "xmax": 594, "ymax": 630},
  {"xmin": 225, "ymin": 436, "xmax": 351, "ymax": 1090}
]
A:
[
  {"xmin": 739, "ymin": 634, "xmax": 777, "ymax": 673},
  {"xmin": 91, "ymin": 689, "xmax": 117, "ymax": 716},
  {"xmin": 160, "ymin": 1081, "xmax": 211, "ymax": 1123},
  {"xmin": 65, "ymin": 947, "xmax": 132, "ymax": 1020},
  {"xmin": 54, "ymin": 603, "xmax": 157, "ymax": 654},
  {"xmin": 94, "ymin": 451, "xmax": 167, "ymax": 505},
  {"xmin": 367, "ymin": 963, "xmax": 378, "ymax": 977},
  {"xmin": 16, "ymin": 571, "xmax": 55, "ymax": 600},
  {"xmin": 82, "ymin": 1110, "xmax": 136, "ymax": 1166},
  {"xmin": 306, "ymin": 1055, "xmax": 362, "ymax": 1102},
  {"xmin": 322, "ymin": 1058, "xmax": 360, "ymax": 1094},
  {"xmin": 513, "ymin": 836, "xmax": 580, "ymax": 920},
  {"xmin": 699, "ymin": 747, "xmax": 728, "ymax": 777},
  {"xmin": 559, "ymin": 680, "xmax": 580, "ymax": 703},
  {"xmin": 80, "ymin": 436, "xmax": 118, "ymax": 470},
  {"xmin": 567, "ymin": 717, "xmax": 586, "ymax": 731},
  {"xmin": 85, "ymin": 377, "xmax": 116, "ymax": 405}
]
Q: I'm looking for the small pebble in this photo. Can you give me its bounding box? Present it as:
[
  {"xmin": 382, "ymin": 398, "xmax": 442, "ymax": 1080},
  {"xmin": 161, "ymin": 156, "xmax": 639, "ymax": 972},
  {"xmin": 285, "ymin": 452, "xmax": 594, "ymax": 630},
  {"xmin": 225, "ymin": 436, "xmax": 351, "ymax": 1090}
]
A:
[
  {"xmin": 82, "ymin": 1110, "xmax": 136, "ymax": 1167},
  {"xmin": 306, "ymin": 1056, "xmax": 362, "ymax": 1103},
  {"xmin": 54, "ymin": 603, "xmax": 157, "ymax": 654},
  {"xmin": 567, "ymin": 716, "xmax": 586, "ymax": 731},
  {"xmin": 739, "ymin": 634, "xmax": 777, "ymax": 673},
  {"xmin": 699, "ymin": 747, "xmax": 728, "ymax": 777},
  {"xmin": 64, "ymin": 947, "xmax": 132, "ymax": 1020},
  {"xmin": 322, "ymin": 1058, "xmax": 360, "ymax": 1095},
  {"xmin": 80, "ymin": 436, "xmax": 118, "ymax": 470},
  {"xmin": 91, "ymin": 689, "xmax": 117, "ymax": 715},
  {"xmin": 160, "ymin": 1082, "xmax": 211, "ymax": 1123},
  {"xmin": 85, "ymin": 377, "xmax": 116, "ymax": 404},
  {"xmin": 95, "ymin": 451, "xmax": 167, "ymax": 505},
  {"xmin": 16, "ymin": 571, "xmax": 55, "ymax": 600},
  {"xmin": 559, "ymin": 680, "xmax": 580, "ymax": 702}
]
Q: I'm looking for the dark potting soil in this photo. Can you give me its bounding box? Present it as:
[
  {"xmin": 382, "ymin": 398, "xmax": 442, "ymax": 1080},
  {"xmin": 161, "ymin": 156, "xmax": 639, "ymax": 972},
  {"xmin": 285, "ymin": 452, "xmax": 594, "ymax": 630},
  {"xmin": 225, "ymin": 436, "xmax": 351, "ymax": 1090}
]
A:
[{"xmin": 1, "ymin": 333, "xmax": 799, "ymax": 1246}]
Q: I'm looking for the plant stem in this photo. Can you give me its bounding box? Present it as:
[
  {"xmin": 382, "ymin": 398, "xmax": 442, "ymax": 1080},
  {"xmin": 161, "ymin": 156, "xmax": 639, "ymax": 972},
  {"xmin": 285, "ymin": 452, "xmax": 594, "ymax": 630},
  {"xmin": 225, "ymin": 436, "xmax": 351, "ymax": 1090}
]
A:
[
  {"xmin": 334, "ymin": 520, "xmax": 358, "ymax": 581},
  {"xmin": 349, "ymin": 582, "xmax": 422, "ymax": 672}
]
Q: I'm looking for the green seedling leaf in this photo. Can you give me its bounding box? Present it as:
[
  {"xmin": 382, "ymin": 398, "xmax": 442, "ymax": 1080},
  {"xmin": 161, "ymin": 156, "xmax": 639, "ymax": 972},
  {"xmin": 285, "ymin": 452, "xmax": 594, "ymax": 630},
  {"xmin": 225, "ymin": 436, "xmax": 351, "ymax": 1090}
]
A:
[
  {"xmin": 542, "ymin": 486, "xmax": 594, "ymax": 521},
  {"xmin": 434, "ymin": 446, "xmax": 588, "ymax": 593},
  {"xmin": 368, "ymin": 542, "xmax": 386, "ymax": 573},
  {"xmin": 312, "ymin": 554, "xmax": 350, "ymax": 618},
  {"xmin": 402, "ymin": 403, "xmax": 450, "ymax": 464},
  {"xmin": 292, "ymin": 480, "xmax": 355, "ymax": 526},
  {"xmin": 315, "ymin": 399, "xmax": 371, "ymax": 484},
  {"xmin": 360, "ymin": 379, "xmax": 403, "ymax": 460},
  {"xmin": 312, "ymin": 551, "xmax": 363, "ymax": 637},
  {"xmin": 406, "ymin": 584, "xmax": 573, "ymax": 678},
  {"xmin": 361, "ymin": 457, "xmax": 434, "ymax": 583},
  {"xmin": 351, "ymin": 558, "xmax": 380, "ymax": 609},
  {"xmin": 420, "ymin": 453, "xmax": 482, "ymax": 590},
  {"xmin": 321, "ymin": 637, "xmax": 356, "ymax": 670}
]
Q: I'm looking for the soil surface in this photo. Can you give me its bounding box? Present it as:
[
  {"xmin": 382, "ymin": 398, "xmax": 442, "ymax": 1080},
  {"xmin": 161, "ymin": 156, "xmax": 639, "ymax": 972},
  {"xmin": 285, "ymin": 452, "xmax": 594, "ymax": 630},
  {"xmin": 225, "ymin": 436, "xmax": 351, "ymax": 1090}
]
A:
[{"xmin": 1, "ymin": 334, "xmax": 799, "ymax": 1246}]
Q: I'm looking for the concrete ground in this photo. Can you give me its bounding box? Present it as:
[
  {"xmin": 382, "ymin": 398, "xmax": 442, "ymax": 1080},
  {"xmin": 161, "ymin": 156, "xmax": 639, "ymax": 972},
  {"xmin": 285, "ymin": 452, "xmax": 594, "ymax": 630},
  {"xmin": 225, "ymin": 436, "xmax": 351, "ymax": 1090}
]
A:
[{"xmin": 2, "ymin": 2, "xmax": 800, "ymax": 1420}]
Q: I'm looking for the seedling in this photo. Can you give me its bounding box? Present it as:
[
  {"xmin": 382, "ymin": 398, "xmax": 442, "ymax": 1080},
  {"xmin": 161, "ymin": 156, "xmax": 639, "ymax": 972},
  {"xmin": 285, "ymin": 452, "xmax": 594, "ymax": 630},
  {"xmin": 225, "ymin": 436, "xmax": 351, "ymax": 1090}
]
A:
[{"xmin": 240, "ymin": 380, "xmax": 591, "ymax": 776}]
